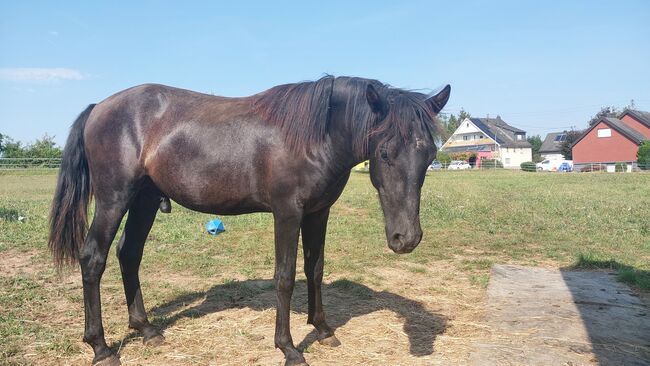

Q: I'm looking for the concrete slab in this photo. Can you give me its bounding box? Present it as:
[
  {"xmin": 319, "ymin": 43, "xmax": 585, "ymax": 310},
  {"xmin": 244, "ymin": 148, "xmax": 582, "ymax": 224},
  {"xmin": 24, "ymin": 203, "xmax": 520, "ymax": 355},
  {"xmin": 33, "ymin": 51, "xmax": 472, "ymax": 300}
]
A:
[{"xmin": 470, "ymin": 265, "xmax": 650, "ymax": 366}]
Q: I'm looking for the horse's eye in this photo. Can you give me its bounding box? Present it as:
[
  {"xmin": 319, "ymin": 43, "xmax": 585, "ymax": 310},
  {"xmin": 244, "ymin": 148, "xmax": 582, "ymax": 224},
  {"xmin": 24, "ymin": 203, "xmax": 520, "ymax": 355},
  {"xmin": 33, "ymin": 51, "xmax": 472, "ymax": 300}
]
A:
[{"xmin": 380, "ymin": 147, "xmax": 389, "ymax": 162}]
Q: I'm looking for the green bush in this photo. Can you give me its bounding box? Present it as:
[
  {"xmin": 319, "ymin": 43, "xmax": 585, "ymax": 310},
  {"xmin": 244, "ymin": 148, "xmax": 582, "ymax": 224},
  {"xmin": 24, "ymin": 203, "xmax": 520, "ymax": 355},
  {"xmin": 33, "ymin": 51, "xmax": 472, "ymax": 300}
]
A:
[
  {"xmin": 615, "ymin": 162, "xmax": 627, "ymax": 172},
  {"xmin": 520, "ymin": 161, "xmax": 536, "ymax": 172},
  {"xmin": 481, "ymin": 159, "xmax": 503, "ymax": 169},
  {"xmin": 638, "ymin": 141, "xmax": 650, "ymax": 170}
]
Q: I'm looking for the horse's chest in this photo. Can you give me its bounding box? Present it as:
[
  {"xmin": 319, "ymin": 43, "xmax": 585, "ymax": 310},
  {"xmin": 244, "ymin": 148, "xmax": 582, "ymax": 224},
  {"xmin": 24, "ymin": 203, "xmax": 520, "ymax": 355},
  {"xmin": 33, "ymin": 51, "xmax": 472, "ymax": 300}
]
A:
[{"xmin": 302, "ymin": 173, "xmax": 350, "ymax": 213}]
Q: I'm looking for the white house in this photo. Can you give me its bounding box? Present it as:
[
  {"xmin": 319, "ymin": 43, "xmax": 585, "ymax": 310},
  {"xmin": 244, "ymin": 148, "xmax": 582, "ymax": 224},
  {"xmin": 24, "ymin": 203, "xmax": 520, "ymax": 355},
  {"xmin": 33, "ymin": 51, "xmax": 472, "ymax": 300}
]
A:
[
  {"xmin": 539, "ymin": 132, "xmax": 566, "ymax": 161},
  {"xmin": 440, "ymin": 116, "xmax": 532, "ymax": 168}
]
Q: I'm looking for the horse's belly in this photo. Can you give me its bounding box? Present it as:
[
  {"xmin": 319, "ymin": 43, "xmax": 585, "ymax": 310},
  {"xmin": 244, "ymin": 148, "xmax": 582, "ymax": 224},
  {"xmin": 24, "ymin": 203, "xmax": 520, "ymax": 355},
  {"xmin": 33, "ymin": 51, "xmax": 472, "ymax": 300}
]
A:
[
  {"xmin": 148, "ymin": 155, "xmax": 272, "ymax": 215},
  {"xmin": 144, "ymin": 120, "xmax": 278, "ymax": 214},
  {"xmin": 173, "ymin": 196, "xmax": 271, "ymax": 215}
]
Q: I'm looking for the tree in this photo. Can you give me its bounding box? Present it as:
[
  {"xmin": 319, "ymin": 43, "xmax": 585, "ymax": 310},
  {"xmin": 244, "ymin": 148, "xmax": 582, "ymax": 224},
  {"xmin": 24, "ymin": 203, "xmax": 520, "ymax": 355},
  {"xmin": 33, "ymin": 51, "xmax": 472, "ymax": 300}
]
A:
[
  {"xmin": 436, "ymin": 151, "xmax": 451, "ymax": 164},
  {"xmin": 1, "ymin": 136, "xmax": 25, "ymax": 158},
  {"xmin": 0, "ymin": 134, "xmax": 62, "ymax": 159},
  {"xmin": 589, "ymin": 106, "xmax": 619, "ymax": 126},
  {"xmin": 638, "ymin": 141, "xmax": 650, "ymax": 170},
  {"xmin": 559, "ymin": 129, "xmax": 584, "ymax": 160},
  {"xmin": 527, "ymin": 134, "xmax": 543, "ymax": 162},
  {"xmin": 26, "ymin": 134, "xmax": 62, "ymax": 159},
  {"xmin": 438, "ymin": 108, "xmax": 470, "ymax": 140},
  {"xmin": 458, "ymin": 108, "xmax": 471, "ymax": 122}
]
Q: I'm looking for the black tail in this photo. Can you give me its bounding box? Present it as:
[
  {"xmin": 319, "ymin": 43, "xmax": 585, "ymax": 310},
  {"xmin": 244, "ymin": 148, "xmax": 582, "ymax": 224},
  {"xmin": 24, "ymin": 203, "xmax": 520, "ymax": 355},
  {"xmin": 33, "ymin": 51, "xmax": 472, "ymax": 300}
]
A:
[{"xmin": 48, "ymin": 104, "xmax": 96, "ymax": 268}]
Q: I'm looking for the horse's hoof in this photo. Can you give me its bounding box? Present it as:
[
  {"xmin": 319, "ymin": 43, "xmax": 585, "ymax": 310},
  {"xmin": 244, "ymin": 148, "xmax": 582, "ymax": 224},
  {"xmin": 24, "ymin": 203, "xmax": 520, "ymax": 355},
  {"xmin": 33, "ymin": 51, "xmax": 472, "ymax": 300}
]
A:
[
  {"xmin": 93, "ymin": 354, "xmax": 121, "ymax": 366},
  {"xmin": 284, "ymin": 361, "xmax": 309, "ymax": 366},
  {"xmin": 318, "ymin": 335, "xmax": 341, "ymax": 347},
  {"xmin": 143, "ymin": 333, "xmax": 165, "ymax": 346}
]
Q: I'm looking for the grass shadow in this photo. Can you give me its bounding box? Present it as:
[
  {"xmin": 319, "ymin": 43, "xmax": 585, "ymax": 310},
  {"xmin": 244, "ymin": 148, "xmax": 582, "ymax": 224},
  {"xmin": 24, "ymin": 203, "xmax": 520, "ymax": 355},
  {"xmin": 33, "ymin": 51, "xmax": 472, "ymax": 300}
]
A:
[
  {"xmin": 112, "ymin": 278, "xmax": 447, "ymax": 358},
  {"xmin": 571, "ymin": 254, "xmax": 650, "ymax": 291},
  {"xmin": 0, "ymin": 207, "xmax": 20, "ymax": 221},
  {"xmin": 561, "ymin": 256, "xmax": 650, "ymax": 364}
]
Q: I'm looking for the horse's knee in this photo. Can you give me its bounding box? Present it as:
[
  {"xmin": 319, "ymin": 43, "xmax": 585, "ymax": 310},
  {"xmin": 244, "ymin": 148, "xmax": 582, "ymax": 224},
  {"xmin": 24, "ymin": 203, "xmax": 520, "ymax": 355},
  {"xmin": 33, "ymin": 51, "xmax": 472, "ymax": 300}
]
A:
[
  {"xmin": 275, "ymin": 275, "xmax": 295, "ymax": 294},
  {"xmin": 116, "ymin": 247, "xmax": 139, "ymax": 268},
  {"xmin": 80, "ymin": 253, "xmax": 107, "ymax": 282}
]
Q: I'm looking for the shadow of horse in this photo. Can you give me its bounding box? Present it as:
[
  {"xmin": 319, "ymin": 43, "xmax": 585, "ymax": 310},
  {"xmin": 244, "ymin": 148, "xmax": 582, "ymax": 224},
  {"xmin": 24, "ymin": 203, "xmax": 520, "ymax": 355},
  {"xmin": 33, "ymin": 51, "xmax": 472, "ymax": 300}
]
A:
[{"xmin": 114, "ymin": 278, "xmax": 447, "ymax": 357}]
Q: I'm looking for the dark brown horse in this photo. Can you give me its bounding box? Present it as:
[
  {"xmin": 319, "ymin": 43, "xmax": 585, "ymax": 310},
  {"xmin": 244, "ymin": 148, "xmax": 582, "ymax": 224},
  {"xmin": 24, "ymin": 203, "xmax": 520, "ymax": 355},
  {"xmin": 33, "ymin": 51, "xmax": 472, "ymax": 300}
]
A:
[{"xmin": 48, "ymin": 76, "xmax": 450, "ymax": 366}]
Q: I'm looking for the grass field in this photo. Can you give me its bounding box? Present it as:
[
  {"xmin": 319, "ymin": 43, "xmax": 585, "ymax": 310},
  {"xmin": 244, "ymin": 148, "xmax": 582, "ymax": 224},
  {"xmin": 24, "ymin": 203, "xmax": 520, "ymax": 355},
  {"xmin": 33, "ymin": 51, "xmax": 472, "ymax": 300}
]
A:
[{"xmin": 1, "ymin": 170, "xmax": 649, "ymax": 365}]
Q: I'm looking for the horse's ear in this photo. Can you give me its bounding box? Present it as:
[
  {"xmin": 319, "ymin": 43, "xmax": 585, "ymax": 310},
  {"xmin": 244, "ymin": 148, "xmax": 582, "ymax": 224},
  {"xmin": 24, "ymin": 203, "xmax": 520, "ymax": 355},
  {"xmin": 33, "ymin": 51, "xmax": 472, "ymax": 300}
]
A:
[
  {"xmin": 366, "ymin": 84, "xmax": 385, "ymax": 114},
  {"xmin": 425, "ymin": 84, "xmax": 451, "ymax": 114}
]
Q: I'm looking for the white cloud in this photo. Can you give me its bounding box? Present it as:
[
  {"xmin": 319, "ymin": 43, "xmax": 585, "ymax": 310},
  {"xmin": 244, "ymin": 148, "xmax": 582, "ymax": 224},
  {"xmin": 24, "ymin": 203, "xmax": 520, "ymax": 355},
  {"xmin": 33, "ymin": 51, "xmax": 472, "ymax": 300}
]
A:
[{"xmin": 0, "ymin": 67, "xmax": 84, "ymax": 82}]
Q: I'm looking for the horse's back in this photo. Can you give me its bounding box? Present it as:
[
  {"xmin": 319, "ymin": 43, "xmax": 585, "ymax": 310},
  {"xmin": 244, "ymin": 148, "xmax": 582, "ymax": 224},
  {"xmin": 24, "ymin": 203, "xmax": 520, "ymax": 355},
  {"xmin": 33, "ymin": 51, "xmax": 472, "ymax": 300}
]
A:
[{"xmin": 82, "ymin": 83, "xmax": 295, "ymax": 213}]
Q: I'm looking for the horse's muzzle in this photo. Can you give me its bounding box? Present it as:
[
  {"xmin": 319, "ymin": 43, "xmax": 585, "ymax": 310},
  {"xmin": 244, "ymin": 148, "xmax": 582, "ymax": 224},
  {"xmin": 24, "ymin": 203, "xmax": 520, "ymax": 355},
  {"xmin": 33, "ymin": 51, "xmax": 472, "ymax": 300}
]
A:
[{"xmin": 388, "ymin": 230, "xmax": 423, "ymax": 254}]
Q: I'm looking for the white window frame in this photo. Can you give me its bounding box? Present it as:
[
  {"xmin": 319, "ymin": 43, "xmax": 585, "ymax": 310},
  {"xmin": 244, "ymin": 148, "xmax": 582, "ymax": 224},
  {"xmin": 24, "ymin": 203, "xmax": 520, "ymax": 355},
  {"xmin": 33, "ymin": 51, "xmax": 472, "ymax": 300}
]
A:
[{"xmin": 597, "ymin": 128, "xmax": 612, "ymax": 138}]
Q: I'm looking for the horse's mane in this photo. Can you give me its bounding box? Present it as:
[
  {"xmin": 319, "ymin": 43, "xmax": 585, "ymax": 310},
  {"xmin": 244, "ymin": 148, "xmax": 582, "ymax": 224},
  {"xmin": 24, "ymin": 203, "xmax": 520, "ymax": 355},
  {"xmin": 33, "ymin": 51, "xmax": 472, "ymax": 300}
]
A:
[
  {"xmin": 336, "ymin": 77, "xmax": 443, "ymax": 158},
  {"xmin": 254, "ymin": 75, "xmax": 442, "ymax": 157},
  {"xmin": 254, "ymin": 75, "xmax": 334, "ymax": 153}
]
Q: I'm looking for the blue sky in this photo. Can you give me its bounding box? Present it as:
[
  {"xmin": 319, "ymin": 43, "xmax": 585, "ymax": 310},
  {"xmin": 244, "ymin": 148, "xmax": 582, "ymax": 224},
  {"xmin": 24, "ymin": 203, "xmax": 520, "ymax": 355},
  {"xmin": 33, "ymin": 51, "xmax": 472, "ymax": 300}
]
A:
[{"xmin": 1, "ymin": 1, "xmax": 649, "ymax": 146}]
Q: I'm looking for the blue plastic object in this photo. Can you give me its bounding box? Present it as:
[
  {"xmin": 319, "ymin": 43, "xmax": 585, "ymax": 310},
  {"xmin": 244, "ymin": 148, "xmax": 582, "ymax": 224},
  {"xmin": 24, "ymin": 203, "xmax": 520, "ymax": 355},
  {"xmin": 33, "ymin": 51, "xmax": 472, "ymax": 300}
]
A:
[{"xmin": 205, "ymin": 218, "xmax": 225, "ymax": 235}]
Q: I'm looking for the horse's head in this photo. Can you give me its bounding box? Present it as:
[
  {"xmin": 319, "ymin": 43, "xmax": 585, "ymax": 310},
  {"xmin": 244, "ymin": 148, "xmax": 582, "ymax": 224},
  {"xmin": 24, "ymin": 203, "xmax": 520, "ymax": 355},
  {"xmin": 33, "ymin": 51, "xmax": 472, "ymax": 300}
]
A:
[{"xmin": 366, "ymin": 84, "xmax": 450, "ymax": 254}]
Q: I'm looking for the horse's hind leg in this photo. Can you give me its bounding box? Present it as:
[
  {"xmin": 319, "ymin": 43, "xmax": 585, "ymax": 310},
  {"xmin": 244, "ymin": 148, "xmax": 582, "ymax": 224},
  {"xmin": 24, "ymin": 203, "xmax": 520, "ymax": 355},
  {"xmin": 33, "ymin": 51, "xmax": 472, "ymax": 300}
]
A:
[
  {"xmin": 80, "ymin": 199, "xmax": 130, "ymax": 366},
  {"xmin": 115, "ymin": 189, "xmax": 164, "ymax": 345}
]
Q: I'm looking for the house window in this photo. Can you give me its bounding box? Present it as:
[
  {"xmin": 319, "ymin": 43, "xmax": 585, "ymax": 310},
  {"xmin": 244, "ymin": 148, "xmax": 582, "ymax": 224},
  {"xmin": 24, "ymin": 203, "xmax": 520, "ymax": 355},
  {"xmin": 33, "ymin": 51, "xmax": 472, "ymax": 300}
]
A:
[
  {"xmin": 505, "ymin": 158, "xmax": 511, "ymax": 165},
  {"xmin": 463, "ymin": 135, "xmax": 469, "ymax": 141},
  {"xmin": 517, "ymin": 134, "xmax": 522, "ymax": 140},
  {"xmin": 597, "ymin": 128, "xmax": 611, "ymax": 138}
]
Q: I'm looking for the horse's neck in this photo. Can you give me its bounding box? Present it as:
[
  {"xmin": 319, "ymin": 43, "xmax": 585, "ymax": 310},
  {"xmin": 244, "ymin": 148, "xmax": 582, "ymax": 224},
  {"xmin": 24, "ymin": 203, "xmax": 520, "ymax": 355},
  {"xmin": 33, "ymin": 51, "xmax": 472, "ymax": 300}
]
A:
[{"xmin": 325, "ymin": 120, "xmax": 367, "ymax": 172}]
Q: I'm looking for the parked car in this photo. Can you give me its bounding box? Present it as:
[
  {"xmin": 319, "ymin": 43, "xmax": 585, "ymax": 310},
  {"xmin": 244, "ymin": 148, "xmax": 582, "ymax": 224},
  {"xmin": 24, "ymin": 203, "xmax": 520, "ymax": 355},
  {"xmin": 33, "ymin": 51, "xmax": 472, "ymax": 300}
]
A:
[
  {"xmin": 428, "ymin": 160, "xmax": 443, "ymax": 170},
  {"xmin": 536, "ymin": 159, "xmax": 573, "ymax": 172},
  {"xmin": 558, "ymin": 161, "xmax": 573, "ymax": 172},
  {"xmin": 447, "ymin": 160, "xmax": 471, "ymax": 170},
  {"xmin": 353, "ymin": 160, "xmax": 369, "ymax": 172}
]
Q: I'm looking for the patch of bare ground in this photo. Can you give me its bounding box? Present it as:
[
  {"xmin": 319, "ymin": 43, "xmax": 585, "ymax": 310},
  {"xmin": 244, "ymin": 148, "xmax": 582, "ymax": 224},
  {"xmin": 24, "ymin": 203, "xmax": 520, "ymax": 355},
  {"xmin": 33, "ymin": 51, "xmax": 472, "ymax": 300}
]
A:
[
  {"xmin": 33, "ymin": 261, "xmax": 484, "ymax": 365},
  {"xmin": 26, "ymin": 260, "xmax": 649, "ymax": 365},
  {"xmin": 0, "ymin": 249, "xmax": 39, "ymax": 277}
]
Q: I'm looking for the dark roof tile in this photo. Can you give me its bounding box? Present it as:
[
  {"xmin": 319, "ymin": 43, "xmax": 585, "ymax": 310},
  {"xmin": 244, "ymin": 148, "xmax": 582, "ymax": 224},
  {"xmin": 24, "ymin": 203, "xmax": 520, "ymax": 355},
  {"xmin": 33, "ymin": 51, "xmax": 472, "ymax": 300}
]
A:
[
  {"xmin": 470, "ymin": 117, "xmax": 531, "ymax": 148},
  {"xmin": 539, "ymin": 132, "xmax": 566, "ymax": 153},
  {"xmin": 621, "ymin": 109, "xmax": 650, "ymax": 128}
]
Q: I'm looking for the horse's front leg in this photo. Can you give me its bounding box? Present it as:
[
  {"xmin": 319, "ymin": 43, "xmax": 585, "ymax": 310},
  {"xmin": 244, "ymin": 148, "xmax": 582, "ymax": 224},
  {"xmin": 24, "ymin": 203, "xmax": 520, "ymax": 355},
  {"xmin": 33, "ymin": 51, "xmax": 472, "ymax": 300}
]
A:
[
  {"xmin": 302, "ymin": 208, "xmax": 340, "ymax": 347},
  {"xmin": 273, "ymin": 209, "xmax": 308, "ymax": 366}
]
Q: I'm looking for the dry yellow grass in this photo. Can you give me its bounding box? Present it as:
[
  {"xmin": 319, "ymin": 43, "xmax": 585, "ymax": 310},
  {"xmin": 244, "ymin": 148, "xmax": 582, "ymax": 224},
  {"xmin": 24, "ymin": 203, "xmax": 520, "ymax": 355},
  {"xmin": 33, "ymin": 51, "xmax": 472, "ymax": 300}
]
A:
[{"xmin": 1, "ymin": 170, "xmax": 649, "ymax": 365}]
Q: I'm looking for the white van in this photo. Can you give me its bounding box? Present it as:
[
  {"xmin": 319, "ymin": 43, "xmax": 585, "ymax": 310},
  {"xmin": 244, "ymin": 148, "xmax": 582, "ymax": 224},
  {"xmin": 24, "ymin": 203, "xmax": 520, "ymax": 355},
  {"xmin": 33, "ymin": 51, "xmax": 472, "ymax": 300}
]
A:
[{"xmin": 536, "ymin": 159, "xmax": 573, "ymax": 172}]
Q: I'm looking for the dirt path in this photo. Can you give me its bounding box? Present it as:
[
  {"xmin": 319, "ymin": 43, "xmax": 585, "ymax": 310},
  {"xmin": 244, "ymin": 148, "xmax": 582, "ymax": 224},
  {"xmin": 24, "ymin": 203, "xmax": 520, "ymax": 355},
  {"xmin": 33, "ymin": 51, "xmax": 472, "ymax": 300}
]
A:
[{"xmin": 470, "ymin": 265, "xmax": 650, "ymax": 366}]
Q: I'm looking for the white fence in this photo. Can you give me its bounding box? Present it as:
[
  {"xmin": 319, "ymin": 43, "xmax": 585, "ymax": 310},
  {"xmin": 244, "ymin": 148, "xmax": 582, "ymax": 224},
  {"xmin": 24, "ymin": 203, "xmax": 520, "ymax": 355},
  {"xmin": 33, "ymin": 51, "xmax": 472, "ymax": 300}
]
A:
[
  {"xmin": 353, "ymin": 160, "xmax": 648, "ymax": 173},
  {"xmin": 1, "ymin": 157, "xmax": 647, "ymax": 173},
  {"xmin": 0, "ymin": 158, "xmax": 62, "ymax": 170}
]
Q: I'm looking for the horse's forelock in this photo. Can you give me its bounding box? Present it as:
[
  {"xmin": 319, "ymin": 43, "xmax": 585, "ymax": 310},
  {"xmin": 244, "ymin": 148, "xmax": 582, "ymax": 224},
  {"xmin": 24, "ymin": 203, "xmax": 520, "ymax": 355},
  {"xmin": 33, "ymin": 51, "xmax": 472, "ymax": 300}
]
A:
[{"xmin": 353, "ymin": 83, "xmax": 442, "ymax": 157}]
